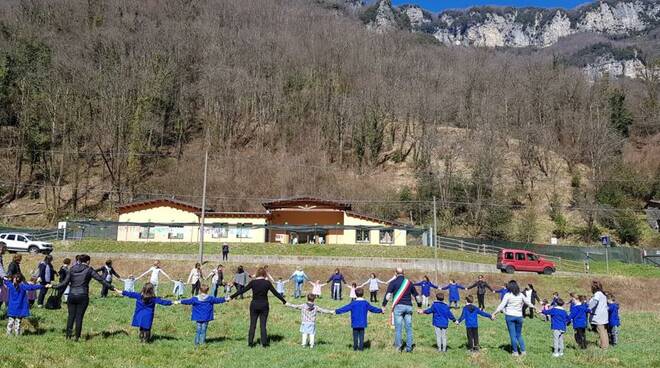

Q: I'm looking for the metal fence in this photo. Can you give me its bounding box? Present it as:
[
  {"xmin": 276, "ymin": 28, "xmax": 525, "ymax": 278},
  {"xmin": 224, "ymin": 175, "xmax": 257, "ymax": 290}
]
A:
[
  {"xmin": 0, "ymin": 222, "xmax": 653, "ymax": 269},
  {"xmin": 0, "ymin": 226, "xmax": 63, "ymax": 241},
  {"xmin": 435, "ymin": 236, "xmax": 586, "ymax": 273}
]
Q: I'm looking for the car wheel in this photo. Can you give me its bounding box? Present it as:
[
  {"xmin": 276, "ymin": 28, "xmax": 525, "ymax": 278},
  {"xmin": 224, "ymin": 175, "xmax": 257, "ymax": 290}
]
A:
[
  {"xmin": 543, "ymin": 267, "xmax": 554, "ymax": 275},
  {"xmin": 28, "ymin": 246, "xmax": 39, "ymax": 254},
  {"xmin": 505, "ymin": 266, "xmax": 515, "ymax": 274}
]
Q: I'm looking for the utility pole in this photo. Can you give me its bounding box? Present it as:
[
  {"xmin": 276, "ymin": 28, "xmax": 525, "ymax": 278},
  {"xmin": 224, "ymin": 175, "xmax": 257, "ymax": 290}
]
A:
[
  {"xmin": 199, "ymin": 148, "xmax": 208, "ymax": 264},
  {"xmin": 605, "ymin": 246, "xmax": 609, "ymax": 275},
  {"xmin": 433, "ymin": 196, "xmax": 438, "ymax": 283}
]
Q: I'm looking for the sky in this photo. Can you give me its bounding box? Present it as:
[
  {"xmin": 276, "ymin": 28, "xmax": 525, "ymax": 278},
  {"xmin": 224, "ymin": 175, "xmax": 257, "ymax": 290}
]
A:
[{"xmin": 390, "ymin": 0, "xmax": 592, "ymax": 12}]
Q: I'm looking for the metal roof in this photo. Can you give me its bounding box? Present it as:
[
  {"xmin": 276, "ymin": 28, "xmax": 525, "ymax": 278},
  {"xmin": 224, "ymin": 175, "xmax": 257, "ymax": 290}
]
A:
[{"xmin": 262, "ymin": 197, "xmax": 352, "ymax": 211}]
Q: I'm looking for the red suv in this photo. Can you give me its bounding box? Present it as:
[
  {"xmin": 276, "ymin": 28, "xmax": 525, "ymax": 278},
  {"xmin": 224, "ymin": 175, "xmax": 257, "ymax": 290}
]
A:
[{"xmin": 497, "ymin": 249, "xmax": 555, "ymax": 275}]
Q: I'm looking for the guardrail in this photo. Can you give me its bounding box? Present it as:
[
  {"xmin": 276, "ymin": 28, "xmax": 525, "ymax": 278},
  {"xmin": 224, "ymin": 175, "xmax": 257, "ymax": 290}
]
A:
[
  {"xmin": 436, "ymin": 236, "xmax": 585, "ymax": 273},
  {"xmin": 0, "ymin": 227, "xmax": 61, "ymax": 241}
]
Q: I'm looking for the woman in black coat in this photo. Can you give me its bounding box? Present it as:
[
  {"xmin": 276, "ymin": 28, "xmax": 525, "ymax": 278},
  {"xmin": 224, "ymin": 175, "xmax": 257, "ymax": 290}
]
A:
[
  {"xmin": 230, "ymin": 267, "xmax": 286, "ymax": 347},
  {"xmin": 7, "ymin": 254, "xmax": 22, "ymax": 278},
  {"xmin": 54, "ymin": 254, "xmax": 115, "ymax": 340}
]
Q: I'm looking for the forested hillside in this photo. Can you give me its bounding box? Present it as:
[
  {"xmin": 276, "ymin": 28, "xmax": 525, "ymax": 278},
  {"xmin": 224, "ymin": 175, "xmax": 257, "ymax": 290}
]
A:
[{"xmin": 0, "ymin": 0, "xmax": 658, "ymax": 246}]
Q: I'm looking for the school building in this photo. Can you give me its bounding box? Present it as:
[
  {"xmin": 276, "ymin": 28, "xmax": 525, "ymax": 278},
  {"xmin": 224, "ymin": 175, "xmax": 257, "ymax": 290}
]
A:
[{"xmin": 116, "ymin": 197, "xmax": 409, "ymax": 245}]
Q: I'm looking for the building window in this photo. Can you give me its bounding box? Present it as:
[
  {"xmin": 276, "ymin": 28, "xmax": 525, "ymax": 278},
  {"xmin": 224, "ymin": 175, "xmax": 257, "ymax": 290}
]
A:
[
  {"xmin": 212, "ymin": 224, "xmax": 229, "ymax": 239},
  {"xmin": 139, "ymin": 226, "xmax": 154, "ymax": 239},
  {"xmin": 237, "ymin": 223, "xmax": 251, "ymax": 238},
  {"xmin": 356, "ymin": 228, "xmax": 370, "ymax": 243},
  {"xmin": 168, "ymin": 226, "xmax": 184, "ymax": 240},
  {"xmin": 379, "ymin": 229, "xmax": 394, "ymax": 244}
]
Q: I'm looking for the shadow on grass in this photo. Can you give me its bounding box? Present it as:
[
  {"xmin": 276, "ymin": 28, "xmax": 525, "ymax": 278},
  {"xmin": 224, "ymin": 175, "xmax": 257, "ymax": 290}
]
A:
[
  {"xmin": 83, "ymin": 330, "xmax": 130, "ymax": 340},
  {"xmin": 150, "ymin": 334, "xmax": 178, "ymax": 342},
  {"xmin": 23, "ymin": 327, "xmax": 57, "ymax": 336},
  {"xmin": 345, "ymin": 341, "xmax": 372, "ymax": 350},
  {"xmin": 497, "ymin": 344, "xmax": 513, "ymax": 353},
  {"xmin": 205, "ymin": 336, "xmax": 230, "ymax": 343},
  {"xmin": 252, "ymin": 334, "xmax": 285, "ymax": 346}
]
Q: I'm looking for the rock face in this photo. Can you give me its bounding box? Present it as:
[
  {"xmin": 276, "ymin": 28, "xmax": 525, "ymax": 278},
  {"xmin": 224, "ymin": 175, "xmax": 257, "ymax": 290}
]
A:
[
  {"xmin": 402, "ymin": 5, "xmax": 431, "ymax": 30},
  {"xmin": 427, "ymin": 1, "xmax": 660, "ymax": 48},
  {"xmin": 366, "ymin": 0, "xmax": 400, "ymax": 33},
  {"xmin": 583, "ymin": 56, "xmax": 647, "ymax": 80}
]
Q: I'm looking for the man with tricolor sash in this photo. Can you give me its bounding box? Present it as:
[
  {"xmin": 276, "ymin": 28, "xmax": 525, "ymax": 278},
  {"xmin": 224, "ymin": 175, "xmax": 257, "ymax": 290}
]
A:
[{"xmin": 382, "ymin": 268, "xmax": 422, "ymax": 352}]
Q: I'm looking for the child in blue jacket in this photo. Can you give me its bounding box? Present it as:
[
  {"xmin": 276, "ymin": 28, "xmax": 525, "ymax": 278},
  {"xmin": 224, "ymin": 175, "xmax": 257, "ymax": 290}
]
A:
[
  {"xmin": 414, "ymin": 275, "xmax": 438, "ymax": 308},
  {"xmin": 4, "ymin": 274, "xmax": 48, "ymax": 336},
  {"xmin": 542, "ymin": 298, "xmax": 570, "ymax": 357},
  {"xmin": 335, "ymin": 288, "xmax": 383, "ymax": 351},
  {"xmin": 176, "ymin": 284, "xmax": 226, "ymax": 346},
  {"xmin": 607, "ymin": 293, "xmax": 620, "ymax": 346},
  {"xmin": 550, "ymin": 292, "xmax": 560, "ymax": 307},
  {"xmin": 455, "ymin": 295, "xmax": 493, "ymax": 352},
  {"xmin": 441, "ymin": 280, "xmax": 465, "ymax": 308},
  {"xmin": 494, "ymin": 284, "xmax": 508, "ymax": 301},
  {"xmin": 568, "ymin": 295, "xmax": 589, "ymax": 349},
  {"xmin": 418, "ymin": 292, "xmax": 456, "ymax": 352},
  {"xmin": 116, "ymin": 283, "xmax": 173, "ymax": 343}
]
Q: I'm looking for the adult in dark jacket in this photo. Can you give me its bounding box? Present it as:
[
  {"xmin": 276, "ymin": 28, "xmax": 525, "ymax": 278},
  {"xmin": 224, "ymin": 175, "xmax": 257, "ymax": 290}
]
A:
[
  {"xmin": 37, "ymin": 255, "xmax": 56, "ymax": 307},
  {"xmin": 230, "ymin": 267, "xmax": 286, "ymax": 347},
  {"xmin": 524, "ymin": 284, "xmax": 540, "ymax": 318},
  {"xmin": 7, "ymin": 254, "xmax": 22, "ymax": 278},
  {"xmin": 58, "ymin": 258, "xmax": 72, "ymax": 303},
  {"xmin": 327, "ymin": 269, "xmax": 346, "ymax": 300},
  {"xmin": 54, "ymin": 254, "xmax": 115, "ymax": 340},
  {"xmin": 95, "ymin": 259, "xmax": 121, "ymax": 297},
  {"xmin": 467, "ymin": 275, "xmax": 493, "ymax": 310},
  {"xmin": 222, "ymin": 243, "xmax": 230, "ymax": 261},
  {"xmin": 382, "ymin": 268, "xmax": 422, "ymax": 352}
]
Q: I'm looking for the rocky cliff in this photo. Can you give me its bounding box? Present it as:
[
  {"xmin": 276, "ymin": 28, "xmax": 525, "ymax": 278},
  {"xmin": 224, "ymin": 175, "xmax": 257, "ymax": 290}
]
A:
[
  {"xmin": 431, "ymin": 1, "xmax": 660, "ymax": 48},
  {"xmin": 352, "ymin": 0, "xmax": 660, "ymax": 48}
]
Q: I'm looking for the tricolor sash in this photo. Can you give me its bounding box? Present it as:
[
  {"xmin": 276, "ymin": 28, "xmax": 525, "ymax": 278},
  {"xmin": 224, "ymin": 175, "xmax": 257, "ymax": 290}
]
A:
[{"xmin": 389, "ymin": 278, "xmax": 412, "ymax": 325}]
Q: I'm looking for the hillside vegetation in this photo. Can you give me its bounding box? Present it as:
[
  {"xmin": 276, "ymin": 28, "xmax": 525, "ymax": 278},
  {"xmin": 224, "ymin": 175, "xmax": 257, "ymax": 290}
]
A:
[{"xmin": 0, "ymin": 0, "xmax": 658, "ymax": 246}]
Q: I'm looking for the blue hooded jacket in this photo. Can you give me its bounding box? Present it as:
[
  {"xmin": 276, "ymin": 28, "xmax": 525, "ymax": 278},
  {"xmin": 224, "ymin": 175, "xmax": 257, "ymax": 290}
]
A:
[
  {"xmin": 543, "ymin": 307, "xmax": 570, "ymax": 331},
  {"xmin": 441, "ymin": 283, "xmax": 465, "ymax": 301},
  {"xmin": 123, "ymin": 291, "xmax": 173, "ymax": 329},
  {"xmin": 608, "ymin": 303, "xmax": 620, "ymax": 327},
  {"xmin": 415, "ymin": 280, "xmax": 438, "ymax": 297},
  {"xmin": 423, "ymin": 301, "xmax": 456, "ymax": 328},
  {"xmin": 5, "ymin": 280, "xmax": 43, "ymax": 318},
  {"xmin": 568, "ymin": 303, "xmax": 589, "ymax": 329},
  {"xmin": 457, "ymin": 304, "xmax": 491, "ymax": 328},
  {"xmin": 494, "ymin": 288, "xmax": 508, "ymax": 301},
  {"xmin": 180, "ymin": 295, "xmax": 226, "ymax": 322},
  {"xmin": 335, "ymin": 299, "xmax": 382, "ymax": 328}
]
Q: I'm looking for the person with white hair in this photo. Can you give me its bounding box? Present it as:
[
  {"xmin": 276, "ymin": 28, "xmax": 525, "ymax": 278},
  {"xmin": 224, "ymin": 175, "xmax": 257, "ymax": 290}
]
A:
[{"xmin": 382, "ymin": 268, "xmax": 422, "ymax": 352}]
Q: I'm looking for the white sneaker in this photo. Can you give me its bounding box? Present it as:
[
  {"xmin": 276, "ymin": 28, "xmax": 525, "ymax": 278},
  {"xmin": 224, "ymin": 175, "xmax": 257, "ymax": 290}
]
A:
[
  {"xmin": 520, "ymin": 351, "xmax": 527, "ymax": 356},
  {"xmin": 512, "ymin": 352, "xmax": 519, "ymax": 357},
  {"xmin": 560, "ymin": 353, "xmax": 564, "ymax": 356},
  {"xmin": 553, "ymin": 353, "xmax": 560, "ymax": 358}
]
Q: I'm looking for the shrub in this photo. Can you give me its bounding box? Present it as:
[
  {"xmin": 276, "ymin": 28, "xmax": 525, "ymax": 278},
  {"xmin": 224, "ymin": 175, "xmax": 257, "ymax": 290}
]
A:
[{"xmin": 613, "ymin": 210, "xmax": 642, "ymax": 245}]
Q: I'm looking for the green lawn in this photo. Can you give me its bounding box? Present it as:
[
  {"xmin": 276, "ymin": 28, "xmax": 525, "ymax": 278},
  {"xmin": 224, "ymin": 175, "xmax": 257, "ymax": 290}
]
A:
[
  {"xmin": 58, "ymin": 240, "xmax": 660, "ymax": 278},
  {"xmin": 0, "ymin": 282, "xmax": 656, "ymax": 368}
]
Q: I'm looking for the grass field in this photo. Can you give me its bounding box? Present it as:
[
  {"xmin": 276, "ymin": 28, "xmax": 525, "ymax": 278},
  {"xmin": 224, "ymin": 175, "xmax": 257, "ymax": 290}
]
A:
[
  {"xmin": 0, "ymin": 278, "xmax": 658, "ymax": 368},
  {"xmin": 58, "ymin": 240, "xmax": 660, "ymax": 278},
  {"xmin": 1, "ymin": 257, "xmax": 659, "ymax": 368}
]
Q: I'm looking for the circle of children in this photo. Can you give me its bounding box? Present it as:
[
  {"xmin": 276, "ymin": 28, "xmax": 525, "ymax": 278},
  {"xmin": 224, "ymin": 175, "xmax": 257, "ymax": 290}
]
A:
[{"xmin": 0, "ymin": 251, "xmax": 621, "ymax": 358}]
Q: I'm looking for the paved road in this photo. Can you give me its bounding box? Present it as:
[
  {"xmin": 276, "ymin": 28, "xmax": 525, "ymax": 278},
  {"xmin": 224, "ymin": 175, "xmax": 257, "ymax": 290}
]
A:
[{"xmin": 58, "ymin": 251, "xmax": 580, "ymax": 276}]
